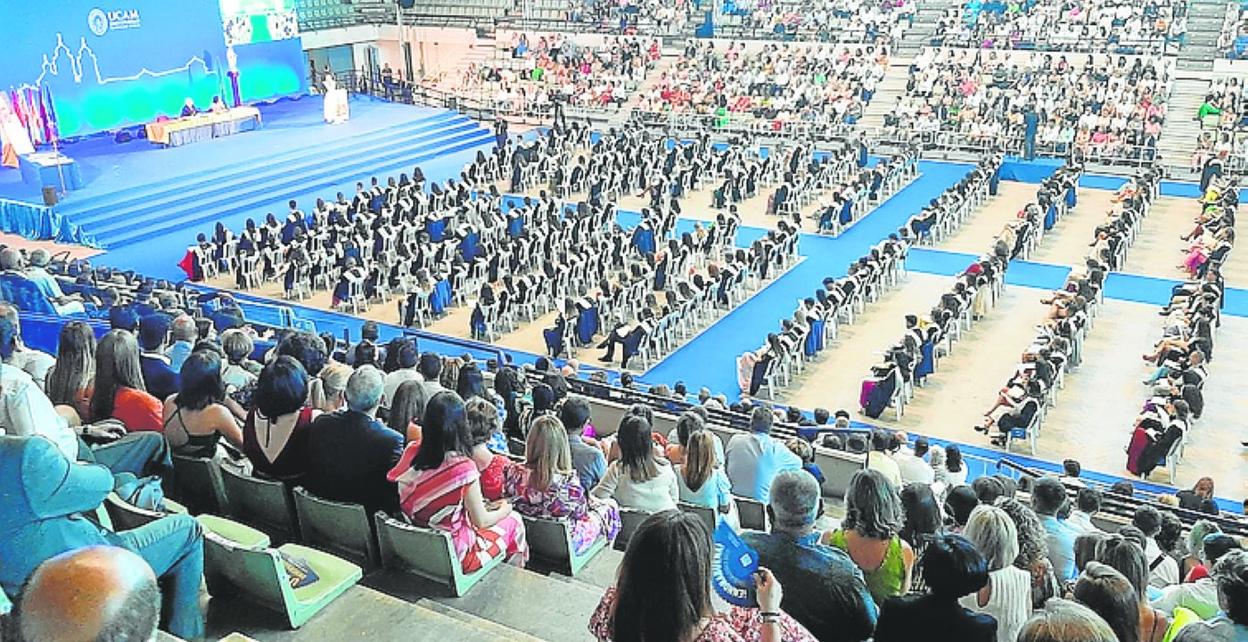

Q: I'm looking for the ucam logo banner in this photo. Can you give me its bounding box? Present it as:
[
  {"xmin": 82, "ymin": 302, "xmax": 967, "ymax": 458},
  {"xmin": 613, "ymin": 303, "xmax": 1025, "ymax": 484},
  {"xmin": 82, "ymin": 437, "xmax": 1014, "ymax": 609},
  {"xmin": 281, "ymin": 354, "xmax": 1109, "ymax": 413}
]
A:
[{"xmin": 87, "ymin": 7, "xmax": 142, "ymax": 36}]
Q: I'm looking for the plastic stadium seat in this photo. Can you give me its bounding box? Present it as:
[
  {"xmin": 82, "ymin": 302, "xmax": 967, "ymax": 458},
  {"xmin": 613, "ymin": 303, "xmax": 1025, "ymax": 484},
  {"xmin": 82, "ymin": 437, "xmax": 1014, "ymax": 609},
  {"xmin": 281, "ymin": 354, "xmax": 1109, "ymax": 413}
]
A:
[
  {"xmin": 614, "ymin": 508, "xmax": 651, "ymax": 551},
  {"xmin": 678, "ymin": 502, "xmax": 716, "ymax": 535},
  {"xmin": 201, "ymin": 516, "xmax": 362, "ymax": 629},
  {"xmin": 373, "ymin": 511, "xmax": 503, "ymax": 596},
  {"xmin": 521, "ymin": 514, "xmax": 609, "ymax": 576},
  {"xmin": 198, "ymin": 514, "xmax": 272, "ymax": 549},
  {"xmin": 170, "ymin": 454, "xmax": 229, "ymax": 515},
  {"xmin": 103, "ymin": 493, "xmax": 187, "ymax": 531},
  {"xmin": 221, "ymin": 467, "xmax": 300, "ymax": 543},
  {"xmin": 292, "ymin": 487, "xmax": 379, "ymax": 569},
  {"xmin": 734, "ymin": 496, "xmax": 768, "ymax": 531}
]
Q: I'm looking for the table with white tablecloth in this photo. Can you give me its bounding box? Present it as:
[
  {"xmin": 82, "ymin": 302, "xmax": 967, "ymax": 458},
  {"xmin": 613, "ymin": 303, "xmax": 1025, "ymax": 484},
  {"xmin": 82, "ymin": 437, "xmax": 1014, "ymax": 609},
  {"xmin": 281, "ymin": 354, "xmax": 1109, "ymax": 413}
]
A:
[{"xmin": 145, "ymin": 107, "xmax": 263, "ymax": 147}]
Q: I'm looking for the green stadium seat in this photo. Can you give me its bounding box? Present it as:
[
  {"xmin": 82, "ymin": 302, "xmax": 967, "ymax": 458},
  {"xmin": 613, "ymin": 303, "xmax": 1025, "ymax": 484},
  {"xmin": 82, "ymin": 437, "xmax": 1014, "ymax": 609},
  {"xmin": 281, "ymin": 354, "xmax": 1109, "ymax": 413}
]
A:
[
  {"xmin": 373, "ymin": 512, "xmax": 503, "ymax": 596},
  {"xmin": 614, "ymin": 508, "xmax": 651, "ymax": 551},
  {"xmin": 169, "ymin": 454, "xmax": 229, "ymax": 515},
  {"xmin": 197, "ymin": 514, "xmax": 272, "ymax": 549},
  {"xmin": 292, "ymin": 487, "xmax": 378, "ymax": 569},
  {"xmin": 678, "ymin": 502, "xmax": 717, "ymax": 535},
  {"xmin": 520, "ymin": 514, "xmax": 609, "ymax": 576},
  {"xmin": 220, "ymin": 467, "xmax": 300, "ymax": 543},
  {"xmin": 734, "ymin": 496, "xmax": 768, "ymax": 531}
]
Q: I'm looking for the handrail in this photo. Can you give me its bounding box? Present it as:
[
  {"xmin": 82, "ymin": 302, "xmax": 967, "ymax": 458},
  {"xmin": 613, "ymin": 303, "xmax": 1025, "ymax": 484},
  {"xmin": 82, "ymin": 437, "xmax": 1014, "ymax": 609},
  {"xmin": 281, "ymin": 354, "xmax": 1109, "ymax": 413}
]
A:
[{"xmin": 996, "ymin": 459, "xmax": 1248, "ymax": 535}]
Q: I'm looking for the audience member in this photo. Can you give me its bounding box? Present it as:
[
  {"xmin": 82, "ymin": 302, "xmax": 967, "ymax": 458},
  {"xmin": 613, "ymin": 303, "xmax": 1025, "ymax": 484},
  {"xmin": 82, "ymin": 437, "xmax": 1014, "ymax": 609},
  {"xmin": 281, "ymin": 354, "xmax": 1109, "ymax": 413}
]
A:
[
  {"xmin": 466, "ymin": 396, "xmax": 510, "ymax": 501},
  {"xmin": 591, "ymin": 415, "xmax": 678, "ymax": 513},
  {"xmin": 866, "ymin": 429, "xmax": 903, "ymax": 489},
  {"xmin": 725, "ymin": 405, "xmax": 801, "ymax": 503},
  {"xmin": 873, "ymin": 533, "xmax": 997, "ymax": 642},
  {"xmin": 0, "ymin": 304, "xmax": 55, "ymax": 387},
  {"xmin": 1031, "ymin": 476, "xmax": 1078, "ymax": 582},
  {"xmin": 962, "ymin": 505, "xmax": 1032, "ymax": 642},
  {"xmin": 1067, "ymin": 487, "xmax": 1105, "ymax": 534},
  {"xmin": 1133, "ymin": 505, "xmax": 1181, "ymax": 588},
  {"xmin": 588, "ymin": 510, "xmax": 815, "ymax": 642},
  {"xmin": 241, "ymin": 356, "xmax": 318, "ymax": 481},
  {"xmin": 160, "ymin": 351, "xmax": 244, "ymax": 457},
  {"xmin": 675, "ymin": 431, "xmax": 737, "ymax": 528},
  {"xmin": 1154, "ymin": 533, "xmax": 1242, "ymax": 620},
  {"xmin": 1017, "ymin": 598, "xmax": 1118, "ymax": 642},
  {"xmin": 1074, "ymin": 562, "xmax": 1145, "ymax": 642},
  {"xmin": 561, "ymin": 395, "xmax": 607, "ymax": 491},
  {"xmin": 91, "ymin": 330, "xmax": 163, "ymax": 432},
  {"xmin": 17, "ymin": 546, "xmax": 160, "ymax": 642},
  {"xmin": 823, "ymin": 469, "xmax": 916, "ymax": 603},
  {"xmin": 303, "ymin": 365, "xmax": 403, "ymax": 512},
  {"xmin": 742, "ymin": 470, "xmax": 878, "ymax": 642},
  {"xmin": 136, "ymin": 314, "xmax": 180, "ymax": 401},
  {"xmin": 389, "ymin": 391, "xmax": 529, "ymax": 571}
]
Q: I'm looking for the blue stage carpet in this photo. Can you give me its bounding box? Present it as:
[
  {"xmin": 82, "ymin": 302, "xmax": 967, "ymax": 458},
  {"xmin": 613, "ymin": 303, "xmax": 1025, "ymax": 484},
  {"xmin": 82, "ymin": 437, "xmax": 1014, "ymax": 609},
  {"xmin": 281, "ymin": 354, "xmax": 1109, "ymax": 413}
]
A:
[{"xmin": 641, "ymin": 161, "xmax": 975, "ymax": 395}]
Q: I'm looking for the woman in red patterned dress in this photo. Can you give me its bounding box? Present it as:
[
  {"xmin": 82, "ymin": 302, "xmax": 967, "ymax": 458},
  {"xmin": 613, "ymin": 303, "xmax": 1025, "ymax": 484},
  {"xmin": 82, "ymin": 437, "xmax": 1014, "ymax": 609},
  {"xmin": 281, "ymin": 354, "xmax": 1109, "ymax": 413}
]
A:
[{"xmin": 388, "ymin": 391, "xmax": 528, "ymax": 572}]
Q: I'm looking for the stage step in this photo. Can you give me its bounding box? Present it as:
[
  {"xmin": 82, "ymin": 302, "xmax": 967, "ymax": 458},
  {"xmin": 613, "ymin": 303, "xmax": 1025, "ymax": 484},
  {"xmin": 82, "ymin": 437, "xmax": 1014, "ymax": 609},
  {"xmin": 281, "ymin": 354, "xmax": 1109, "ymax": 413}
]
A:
[
  {"xmin": 75, "ymin": 116, "xmax": 481, "ymax": 229},
  {"xmin": 86, "ymin": 117, "xmax": 494, "ymax": 248},
  {"xmin": 57, "ymin": 111, "xmax": 461, "ymax": 216}
]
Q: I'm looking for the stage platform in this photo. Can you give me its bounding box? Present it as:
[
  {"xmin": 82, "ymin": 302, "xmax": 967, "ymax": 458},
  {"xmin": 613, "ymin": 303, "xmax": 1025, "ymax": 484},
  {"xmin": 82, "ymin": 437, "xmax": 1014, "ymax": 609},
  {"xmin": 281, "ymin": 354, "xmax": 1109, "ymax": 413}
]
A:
[{"xmin": 0, "ymin": 95, "xmax": 495, "ymax": 280}]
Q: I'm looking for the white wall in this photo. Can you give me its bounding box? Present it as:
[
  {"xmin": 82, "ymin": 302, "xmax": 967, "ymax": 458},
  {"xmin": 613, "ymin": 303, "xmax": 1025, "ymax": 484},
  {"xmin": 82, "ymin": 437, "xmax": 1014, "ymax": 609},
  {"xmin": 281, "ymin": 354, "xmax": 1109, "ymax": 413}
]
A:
[{"xmin": 302, "ymin": 25, "xmax": 482, "ymax": 81}]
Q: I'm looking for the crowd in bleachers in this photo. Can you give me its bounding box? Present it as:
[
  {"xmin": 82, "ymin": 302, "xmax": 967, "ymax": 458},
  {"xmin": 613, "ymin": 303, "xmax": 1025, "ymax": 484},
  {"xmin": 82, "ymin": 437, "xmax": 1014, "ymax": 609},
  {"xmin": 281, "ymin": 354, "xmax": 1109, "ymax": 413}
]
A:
[
  {"xmin": 561, "ymin": 0, "xmax": 695, "ymax": 34},
  {"xmin": 1218, "ymin": 0, "xmax": 1248, "ymax": 58},
  {"xmin": 717, "ymin": 0, "xmax": 915, "ymax": 43},
  {"xmin": 933, "ymin": 0, "xmax": 1186, "ymax": 51},
  {"xmin": 467, "ymin": 33, "xmax": 661, "ymax": 112},
  {"xmin": 8, "ymin": 297, "xmax": 1248, "ymax": 642},
  {"xmin": 890, "ymin": 48, "xmax": 1173, "ymax": 161},
  {"xmin": 636, "ymin": 40, "xmax": 891, "ymax": 127}
]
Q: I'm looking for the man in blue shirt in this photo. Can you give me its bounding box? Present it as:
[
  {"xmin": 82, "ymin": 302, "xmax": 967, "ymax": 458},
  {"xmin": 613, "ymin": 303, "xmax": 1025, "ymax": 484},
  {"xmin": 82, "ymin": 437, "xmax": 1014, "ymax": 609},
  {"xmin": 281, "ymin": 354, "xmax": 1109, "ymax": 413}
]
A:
[
  {"xmin": 1031, "ymin": 476, "xmax": 1078, "ymax": 582},
  {"xmin": 742, "ymin": 470, "xmax": 877, "ymax": 641},
  {"xmin": 0, "ymin": 436, "xmax": 204, "ymax": 640},
  {"xmin": 725, "ymin": 406, "xmax": 801, "ymax": 503},
  {"xmin": 560, "ymin": 396, "xmax": 606, "ymax": 491}
]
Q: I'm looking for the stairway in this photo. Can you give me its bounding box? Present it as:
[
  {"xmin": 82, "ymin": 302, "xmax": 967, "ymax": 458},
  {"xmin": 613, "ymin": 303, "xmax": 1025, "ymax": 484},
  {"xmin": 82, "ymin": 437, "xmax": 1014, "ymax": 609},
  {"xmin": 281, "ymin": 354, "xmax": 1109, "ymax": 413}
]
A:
[
  {"xmin": 1156, "ymin": 76, "xmax": 1212, "ymax": 176},
  {"xmin": 857, "ymin": 60, "xmax": 912, "ymax": 132},
  {"xmin": 896, "ymin": 0, "xmax": 955, "ymax": 57},
  {"xmin": 60, "ymin": 110, "xmax": 494, "ymax": 248},
  {"xmin": 1178, "ymin": 0, "xmax": 1231, "ymax": 71}
]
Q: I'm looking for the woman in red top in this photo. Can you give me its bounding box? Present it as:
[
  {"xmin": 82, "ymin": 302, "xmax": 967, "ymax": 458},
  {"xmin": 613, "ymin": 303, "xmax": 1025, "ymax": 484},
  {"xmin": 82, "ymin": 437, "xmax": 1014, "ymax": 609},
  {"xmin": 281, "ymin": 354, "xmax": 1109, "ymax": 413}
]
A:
[
  {"xmin": 466, "ymin": 396, "xmax": 511, "ymax": 501},
  {"xmin": 90, "ymin": 330, "xmax": 162, "ymax": 432},
  {"xmin": 240, "ymin": 356, "xmax": 319, "ymax": 481}
]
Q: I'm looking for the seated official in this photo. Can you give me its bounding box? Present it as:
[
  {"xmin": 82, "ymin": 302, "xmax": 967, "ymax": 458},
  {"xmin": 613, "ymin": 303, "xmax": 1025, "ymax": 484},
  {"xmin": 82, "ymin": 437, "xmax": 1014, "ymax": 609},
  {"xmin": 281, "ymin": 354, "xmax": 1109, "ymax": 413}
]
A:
[
  {"xmin": 17, "ymin": 545, "xmax": 162, "ymax": 642},
  {"xmin": 0, "ymin": 436, "xmax": 205, "ymax": 640},
  {"xmin": 303, "ymin": 366, "xmax": 403, "ymax": 513},
  {"xmin": 743, "ymin": 470, "xmax": 878, "ymax": 642},
  {"xmin": 179, "ymin": 97, "xmax": 198, "ymax": 118}
]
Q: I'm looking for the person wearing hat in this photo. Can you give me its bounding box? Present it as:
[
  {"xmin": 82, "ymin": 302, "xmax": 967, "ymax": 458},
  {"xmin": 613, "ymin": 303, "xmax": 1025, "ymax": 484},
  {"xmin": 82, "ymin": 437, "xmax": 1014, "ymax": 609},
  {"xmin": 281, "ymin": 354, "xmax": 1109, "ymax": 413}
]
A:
[
  {"xmin": 0, "ymin": 435, "xmax": 204, "ymax": 640},
  {"xmin": 137, "ymin": 314, "xmax": 180, "ymax": 401}
]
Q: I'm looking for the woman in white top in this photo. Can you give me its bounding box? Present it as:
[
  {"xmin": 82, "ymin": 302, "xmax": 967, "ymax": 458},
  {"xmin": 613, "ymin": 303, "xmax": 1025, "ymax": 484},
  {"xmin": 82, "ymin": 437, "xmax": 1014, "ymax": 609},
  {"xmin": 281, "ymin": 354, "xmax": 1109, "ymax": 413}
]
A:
[
  {"xmin": 591, "ymin": 414, "xmax": 678, "ymax": 514},
  {"xmin": 674, "ymin": 431, "xmax": 738, "ymax": 529},
  {"xmin": 960, "ymin": 505, "xmax": 1032, "ymax": 642}
]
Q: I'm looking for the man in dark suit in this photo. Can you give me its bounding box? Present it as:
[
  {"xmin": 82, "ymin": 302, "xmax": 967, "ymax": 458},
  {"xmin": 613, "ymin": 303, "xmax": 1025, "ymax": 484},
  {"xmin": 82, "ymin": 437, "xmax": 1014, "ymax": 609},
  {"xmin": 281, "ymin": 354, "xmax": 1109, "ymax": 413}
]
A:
[
  {"xmin": 303, "ymin": 366, "xmax": 402, "ymax": 513},
  {"xmin": 137, "ymin": 314, "xmax": 180, "ymax": 401}
]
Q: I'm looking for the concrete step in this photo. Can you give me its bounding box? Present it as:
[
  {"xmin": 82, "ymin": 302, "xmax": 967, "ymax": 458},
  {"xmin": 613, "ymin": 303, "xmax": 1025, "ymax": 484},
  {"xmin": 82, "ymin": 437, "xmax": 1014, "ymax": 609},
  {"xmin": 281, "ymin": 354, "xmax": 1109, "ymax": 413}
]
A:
[
  {"xmin": 368, "ymin": 564, "xmax": 603, "ymax": 642},
  {"xmin": 415, "ymin": 600, "xmax": 547, "ymax": 642},
  {"xmin": 550, "ymin": 547, "xmax": 624, "ymax": 591},
  {"xmin": 204, "ymin": 585, "xmax": 523, "ymax": 642}
]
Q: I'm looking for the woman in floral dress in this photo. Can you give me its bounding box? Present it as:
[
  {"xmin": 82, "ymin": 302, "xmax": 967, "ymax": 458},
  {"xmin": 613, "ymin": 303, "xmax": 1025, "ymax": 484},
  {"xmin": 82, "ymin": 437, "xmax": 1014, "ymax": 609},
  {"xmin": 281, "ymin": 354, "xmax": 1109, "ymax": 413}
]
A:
[{"xmin": 503, "ymin": 415, "xmax": 621, "ymax": 554}]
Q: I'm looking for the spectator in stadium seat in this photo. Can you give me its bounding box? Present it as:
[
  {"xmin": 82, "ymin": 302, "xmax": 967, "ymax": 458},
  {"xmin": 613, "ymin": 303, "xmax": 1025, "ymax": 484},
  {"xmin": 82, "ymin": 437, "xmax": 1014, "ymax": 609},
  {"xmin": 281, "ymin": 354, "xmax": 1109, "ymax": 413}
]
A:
[
  {"xmin": 0, "ymin": 248, "xmax": 85, "ymax": 316},
  {"xmin": 1153, "ymin": 534, "xmax": 1242, "ymax": 620},
  {"xmin": 310, "ymin": 362, "xmax": 350, "ymax": 413},
  {"xmin": 165, "ymin": 314, "xmax": 197, "ymax": 373},
  {"xmin": 725, "ymin": 406, "xmax": 801, "ymax": 503},
  {"xmin": 588, "ymin": 510, "xmax": 815, "ymax": 642},
  {"xmin": 44, "ymin": 320, "xmax": 95, "ymax": 424},
  {"xmin": 418, "ymin": 352, "xmax": 445, "ymax": 399},
  {"xmin": 997, "ymin": 497, "xmax": 1062, "ymax": 608},
  {"xmin": 561, "ymin": 395, "xmax": 606, "ymax": 492},
  {"xmin": 219, "ymin": 328, "xmax": 259, "ymax": 390},
  {"xmin": 873, "ymin": 533, "xmax": 996, "ymax": 642},
  {"xmin": 91, "ymin": 330, "xmax": 163, "ymax": 433},
  {"xmin": 17, "ymin": 545, "xmax": 161, "ymax": 642},
  {"xmin": 895, "ymin": 434, "xmax": 935, "ymax": 484},
  {"xmin": 962, "ymin": 505, "xmax": 1032, "ymax": 642},
  {"xmin": 1133, "ymin": 505, "xmax": 1181, "ymax": 588},
  {"xmin": 1094, "ymin": 535, "xmax": 1167, "ymax": 642},
  {"xmin": 824, "ymin": 470, "xmax": 915, "ymax": 603},
  {"xmin": 945, "ymin": 485, "xmax": 981, "ymax": 534},
  {"xmin": 389, "ymin": 391, "xmax": 529, "ymax": 571},
  {"xmin": 1073, "ymin": 563, "xmax": 1146, "ymax": 642},
  {"xmin": 241, "ymin": 356, "xmax": 318, "ymax": 482},
  {"xmin": 136, "ymin": 315, "xmax": 180, "ymax": 402},
  {"xmin": 0, "ymin": 304, "xmax": 55, "ymax": 388},
  {"xmin": 303, "ymin": 366, "xmax": 403, "ymax": 513},
  {"xmin": 0, "ymin": 436, "xmax": 205, "ymax": 640},
  {"xmin": 161, "ymin": 351, "xmax": 245, "ymax": 458},
  {"xmin": 591, "ymin": 415, "xmax": 678, "ymax": 514},
  {"xmin": 675, "ymin": 431, "xmax": 737, "ymax": 528},
  {"xmin": 1176, "ymin": 477, "xmax": 1220, "ymax": 516},
  {"xmin": 1066, "ymin": 487, "xmax": 1105, "ymax": 535},
  {"xmin": 1031, "ymin": 477, "xmax": 1079, "ymax": 583},
  {"xmin": 504, "ymin": 415, "xmax": 620, "ymax": 554},
  {"xmin": 1174, "ymin": 550, "xmax": 1248, "ymax": 640},
  {"xmin": 466, "ymin": 397, "xmax": 509, "ymax": 501},
  {"xmin": 382, "ymin": 341, "xmax": 421, "ymax": 411},
  {"xmin": 866, "ymin": 429, "xmax": 902, "ymax": 489},
  {"xmin": 742, "ymin": 470, "xmax": 877, "ymax": 642},
  {"xmin": 1017, "ymin": 598, "xmax": 1118, "ymax": 642},
  {"xmin": 900, "ymin": 483, "xmax": 944, "ymax": 595},
  {"xmin": 275, "ymin": 330, "xmax": 328, "ymax": 378}
]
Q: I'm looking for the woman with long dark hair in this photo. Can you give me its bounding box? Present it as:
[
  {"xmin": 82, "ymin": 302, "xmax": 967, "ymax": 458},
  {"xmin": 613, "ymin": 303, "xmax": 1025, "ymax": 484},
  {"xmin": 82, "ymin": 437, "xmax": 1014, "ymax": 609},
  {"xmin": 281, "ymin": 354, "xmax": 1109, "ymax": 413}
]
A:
[
  {"xmin": 161, "ymin": 351, "xmax": 244, "ymax": 458},
  {"xmin": 91, "ymin": 330, "xmax": 162, "ymax": 431},
  {"xmin": 45, "ymin": 320, "xmax": 96, "ymax": 424},
  {"xmin": 588, "ymin": 510, "xmax": 813, "ymax": 642},
  {"xmin": 590, "ymin": 415, "xmax": 678, "ymax": 514},
  {"xmin": 388, "ymin": 391, "xmax": 528, "ymax": 572},
  {"xmin": 900, "ymin": 482, "xmax": 943, "ymax": 594}
]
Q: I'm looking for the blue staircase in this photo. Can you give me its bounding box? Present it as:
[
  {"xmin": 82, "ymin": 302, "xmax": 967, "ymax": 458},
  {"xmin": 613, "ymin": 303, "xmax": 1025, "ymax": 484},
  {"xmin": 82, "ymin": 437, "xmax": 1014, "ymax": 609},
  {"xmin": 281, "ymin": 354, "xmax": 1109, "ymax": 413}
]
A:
[{"xmin": 58, "ymin": 110, "xmax": 495, "ymax": 248}]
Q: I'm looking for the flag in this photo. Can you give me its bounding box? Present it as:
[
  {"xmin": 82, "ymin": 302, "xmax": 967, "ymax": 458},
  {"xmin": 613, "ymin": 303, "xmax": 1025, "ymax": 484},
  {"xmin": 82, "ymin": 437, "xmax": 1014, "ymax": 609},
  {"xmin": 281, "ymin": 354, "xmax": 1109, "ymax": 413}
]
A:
[{"xmin": 41, "ymin": 85, "xmax": 58, "ymax": 143}]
